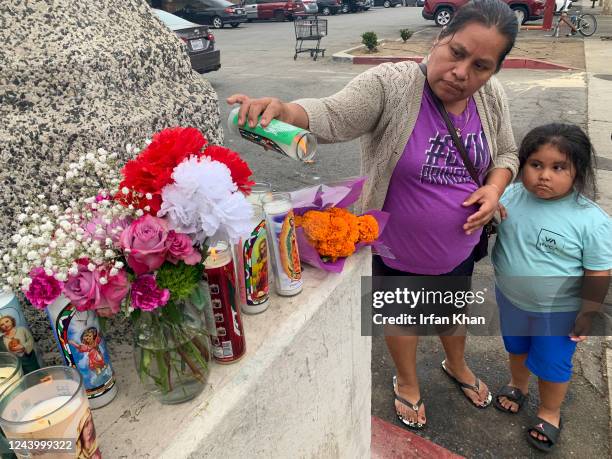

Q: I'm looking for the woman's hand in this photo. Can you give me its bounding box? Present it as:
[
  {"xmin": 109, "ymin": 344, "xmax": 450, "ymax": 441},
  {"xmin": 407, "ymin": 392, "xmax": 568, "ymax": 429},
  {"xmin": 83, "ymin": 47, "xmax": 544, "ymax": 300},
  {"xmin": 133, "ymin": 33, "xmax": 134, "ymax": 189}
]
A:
[
  {"xmin": 497, "ymin": 202, "xmax": 508, "ymax": 221},
  {"xmin": 462, "ymin": 184, "xmax": 501, "ymax": 235},
  {"xmin": 226, "ymin": 94, "xmax": 286, "ymax": 129}
]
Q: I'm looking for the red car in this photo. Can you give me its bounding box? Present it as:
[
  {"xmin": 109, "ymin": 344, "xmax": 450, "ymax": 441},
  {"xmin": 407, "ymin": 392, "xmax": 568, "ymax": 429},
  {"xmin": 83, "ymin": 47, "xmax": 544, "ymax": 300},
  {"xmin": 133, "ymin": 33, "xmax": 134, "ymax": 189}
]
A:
[
  {"xmin": 242, "ymin": 0, "xmax": 306, "ymax": 21},
  {"xmin": 422, "ymin": 0, "xmax": 545, "ymax": 26}
]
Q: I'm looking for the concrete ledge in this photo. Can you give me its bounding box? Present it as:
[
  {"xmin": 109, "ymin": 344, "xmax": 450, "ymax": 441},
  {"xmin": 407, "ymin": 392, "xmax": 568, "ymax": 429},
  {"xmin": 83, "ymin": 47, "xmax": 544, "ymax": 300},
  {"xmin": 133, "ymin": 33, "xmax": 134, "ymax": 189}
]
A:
[
  {"xmin": 333, "ymin": 41, "xmax": 577, "ymax": 70},
  {"xmin": 95, "ymin": 249, "xmax": 372, "ymax": 458}
]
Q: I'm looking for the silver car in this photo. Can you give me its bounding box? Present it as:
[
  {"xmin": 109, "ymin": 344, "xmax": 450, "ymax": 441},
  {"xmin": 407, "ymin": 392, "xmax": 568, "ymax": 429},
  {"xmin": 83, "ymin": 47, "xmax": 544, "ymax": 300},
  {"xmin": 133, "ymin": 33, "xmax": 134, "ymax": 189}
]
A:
[{"xmin": 302, "ymin": 0, "xmax": 319, "ymax": 14}]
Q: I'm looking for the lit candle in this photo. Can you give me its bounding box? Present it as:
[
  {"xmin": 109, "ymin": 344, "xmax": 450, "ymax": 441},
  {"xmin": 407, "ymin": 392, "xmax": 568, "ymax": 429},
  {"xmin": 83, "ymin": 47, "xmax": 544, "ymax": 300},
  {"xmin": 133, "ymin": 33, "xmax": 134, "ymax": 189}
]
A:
[
  {"xmin": 204, "ymin": 242, "xmax": 246, "ymax": 364},
  {"xmin": 0, "ymin": 366, "xmax": 101, "ymax": 459}
]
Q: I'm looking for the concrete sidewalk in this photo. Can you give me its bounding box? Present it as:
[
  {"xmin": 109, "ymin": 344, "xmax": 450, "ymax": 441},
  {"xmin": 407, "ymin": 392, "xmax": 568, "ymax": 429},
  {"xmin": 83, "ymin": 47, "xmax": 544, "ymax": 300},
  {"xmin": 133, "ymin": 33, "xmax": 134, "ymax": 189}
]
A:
[{"xmin": 371, "ymin": 25, "xmax": 612, "ymax": 459}]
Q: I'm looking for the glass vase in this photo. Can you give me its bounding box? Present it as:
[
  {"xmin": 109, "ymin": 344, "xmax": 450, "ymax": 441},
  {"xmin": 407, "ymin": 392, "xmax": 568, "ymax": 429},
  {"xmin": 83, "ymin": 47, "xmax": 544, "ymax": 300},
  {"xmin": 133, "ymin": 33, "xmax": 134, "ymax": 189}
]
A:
[{"xmin": 133, "ymin": 300, "xmax": 212, "ymax": 405}]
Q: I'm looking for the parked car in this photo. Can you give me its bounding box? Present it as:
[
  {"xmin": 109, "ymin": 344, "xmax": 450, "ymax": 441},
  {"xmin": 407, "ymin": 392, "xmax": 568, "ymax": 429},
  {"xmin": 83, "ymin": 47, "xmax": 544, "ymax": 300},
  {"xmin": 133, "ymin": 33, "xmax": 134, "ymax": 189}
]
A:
[
  {"xmin": 341, "ymin": 0, "xmax": 371, "ymax": 12},
  {"xmin": 302, "ymin": 0, "xmax": 320, "ymax": 14},
  {"xmin": 415, "ymin": 0, "xmax": 425, "ymax": 6},
  {"xmin": 168, "ymin": 0, "xmax": 247, "ymax": 29},
  {"xmin": 152, "ymin": 9, "xmax": 221, "ymax": 73},
  {"xmin": 317, "ymin": 0, "xmax": 341, "ymax": 15},
  {"xmin": 373, "ymin": 0, "xmax": 402, "ymax": 7},
  {"xmin": 242, "ymin": 0, "xmax": 306, "ymax": 21},
  {"xmin": 422, "ymin": 0, "xmax": 544, "ymax": 26}
]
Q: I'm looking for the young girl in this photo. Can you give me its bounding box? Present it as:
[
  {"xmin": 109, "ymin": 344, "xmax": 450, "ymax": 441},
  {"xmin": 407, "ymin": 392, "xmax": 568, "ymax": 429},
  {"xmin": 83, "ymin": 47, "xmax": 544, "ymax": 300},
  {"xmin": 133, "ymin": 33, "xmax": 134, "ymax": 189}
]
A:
[{"xmin": 491, "ymin": 123, "xmax": 612, "ymax": 452}]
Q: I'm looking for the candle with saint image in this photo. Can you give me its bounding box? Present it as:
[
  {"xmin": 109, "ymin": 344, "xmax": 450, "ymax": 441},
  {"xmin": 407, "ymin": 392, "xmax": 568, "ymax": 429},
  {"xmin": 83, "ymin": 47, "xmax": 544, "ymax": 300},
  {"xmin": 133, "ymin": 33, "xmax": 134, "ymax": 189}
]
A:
[
  {"xmin": 204, "ymin": 242, "xmax": 246, "ymax": 364},
  {"xmin": 262, "ymin": 192, "xmax": 302, "ymax": 296},
  {"xmin": 0, "ymin": 353, "xmax": 21, "ymax": 393},
  {"xmin": 0, "ymin": 366, "xmax": 101, "ymax": 459}
]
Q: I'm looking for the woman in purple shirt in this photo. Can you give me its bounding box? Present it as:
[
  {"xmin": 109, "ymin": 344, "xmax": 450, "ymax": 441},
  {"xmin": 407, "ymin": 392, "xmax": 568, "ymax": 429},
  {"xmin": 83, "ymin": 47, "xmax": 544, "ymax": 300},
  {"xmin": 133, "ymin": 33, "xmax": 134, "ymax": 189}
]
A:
[{"xmin": 228, "ymin": 0, "xmax": 519, "ymax": 430}]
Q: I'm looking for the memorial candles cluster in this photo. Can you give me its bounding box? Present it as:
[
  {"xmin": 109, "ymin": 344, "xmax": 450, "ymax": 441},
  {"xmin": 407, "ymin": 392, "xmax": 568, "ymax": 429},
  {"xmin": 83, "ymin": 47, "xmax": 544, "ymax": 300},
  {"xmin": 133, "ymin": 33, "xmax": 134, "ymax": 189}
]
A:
[
  {"xmin": 204, "ymin": 242, "xmax": 246, "ymax": 364},
  {"xmin": 0, "ymin": 366, "xmax": 101, "ymax": 459}
]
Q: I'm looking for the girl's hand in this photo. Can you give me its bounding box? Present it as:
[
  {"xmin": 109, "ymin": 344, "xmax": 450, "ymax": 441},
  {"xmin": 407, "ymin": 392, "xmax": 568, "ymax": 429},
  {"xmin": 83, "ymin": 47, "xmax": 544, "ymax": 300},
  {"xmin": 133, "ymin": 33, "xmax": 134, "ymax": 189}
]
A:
[
  {"xmin": 226, "ymin": 94, "xmax": 286, "ymax": 129},
  {"xmin": 570, "ymin": 312, "xmax": 594, "ymax": 342},
  {"xmin": 462, "ymin": 184, "xmax": 501, "ymax": 235}
]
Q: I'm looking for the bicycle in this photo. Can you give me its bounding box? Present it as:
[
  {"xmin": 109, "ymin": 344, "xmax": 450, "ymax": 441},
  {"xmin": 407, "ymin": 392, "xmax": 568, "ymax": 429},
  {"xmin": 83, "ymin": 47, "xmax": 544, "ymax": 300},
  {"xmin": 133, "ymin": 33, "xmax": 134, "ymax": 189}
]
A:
[{"xmin": 552, "ymin": 8, "xmax": 598, "ymax": 37}]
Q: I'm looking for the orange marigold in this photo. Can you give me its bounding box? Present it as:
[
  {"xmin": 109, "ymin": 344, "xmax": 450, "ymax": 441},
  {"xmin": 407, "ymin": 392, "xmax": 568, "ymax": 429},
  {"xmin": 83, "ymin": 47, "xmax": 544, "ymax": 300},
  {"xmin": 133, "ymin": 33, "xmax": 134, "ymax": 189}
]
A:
[
  {"xmin": 358, "ymin": 215, "xmax": 379, "ymax": 243},
  {"xmin": 296, "ymin": 207, "xmax": 380, "ymax": 261}
]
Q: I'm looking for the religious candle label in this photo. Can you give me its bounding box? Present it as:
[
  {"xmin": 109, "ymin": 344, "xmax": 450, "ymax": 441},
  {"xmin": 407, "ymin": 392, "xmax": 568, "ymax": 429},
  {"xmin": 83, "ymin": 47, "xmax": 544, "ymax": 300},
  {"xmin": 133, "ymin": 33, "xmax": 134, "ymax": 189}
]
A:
[
  {"xmin": 243, "ymin": 219, "xmax": 270, "ymax": 306},
  {"xmin": 266, "ymin": 209, "xmax": 302, "ymax": 295},
  {"xmin": 46, "ymin": 300, "xmax": 116, "ymax": 403},
  {"xmin": 0, "ymin": 292, "xmax": 41, "ymax": 374},
  {"xmin": 205, "ymin": 259, "xmax": 246, "ymax": 363}
]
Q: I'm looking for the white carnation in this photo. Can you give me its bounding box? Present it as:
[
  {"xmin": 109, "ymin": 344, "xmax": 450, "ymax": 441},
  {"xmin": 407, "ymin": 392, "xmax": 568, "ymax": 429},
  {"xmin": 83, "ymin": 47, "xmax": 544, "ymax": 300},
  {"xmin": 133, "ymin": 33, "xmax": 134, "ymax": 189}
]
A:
[{"xmin": 158, "ymin": 157, "xmax": 252, "ymax": 244}]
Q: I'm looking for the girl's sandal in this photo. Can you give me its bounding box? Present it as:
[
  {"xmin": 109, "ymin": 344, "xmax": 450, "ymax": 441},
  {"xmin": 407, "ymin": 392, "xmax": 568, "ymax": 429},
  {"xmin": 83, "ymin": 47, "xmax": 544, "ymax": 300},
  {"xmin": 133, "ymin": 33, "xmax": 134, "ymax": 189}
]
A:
[
  {"xmin": 392, "ymin": 376, "xmax": 426, "ymax": 430},
  {"xmin": 527, "ymin": 417, "xmax": 563, "ymax": 452},
  {"xmin": 493, "ymin": 385, "xmax": 528, "ymax": 414},
  {"xmin": 441, "ymin": 360, "xmax": 493, "ymax": 409}
]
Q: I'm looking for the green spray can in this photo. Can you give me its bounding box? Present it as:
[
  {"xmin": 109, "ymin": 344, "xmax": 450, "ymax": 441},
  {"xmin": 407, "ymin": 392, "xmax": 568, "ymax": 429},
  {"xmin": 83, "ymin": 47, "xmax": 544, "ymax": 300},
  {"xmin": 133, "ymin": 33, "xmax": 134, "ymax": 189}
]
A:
[{"xmin": 228, "ymin": 106, "xmax": 317, "ymax": 162}]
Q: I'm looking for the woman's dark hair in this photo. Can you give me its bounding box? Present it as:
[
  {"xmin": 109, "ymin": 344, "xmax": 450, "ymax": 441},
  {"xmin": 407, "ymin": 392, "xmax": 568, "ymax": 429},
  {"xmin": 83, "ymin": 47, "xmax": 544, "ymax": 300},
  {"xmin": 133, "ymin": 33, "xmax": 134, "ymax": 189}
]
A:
[
  {"xmin": 518, "ymin": 123, "xmax": 597, "ymax": 199},
  {"xmin": 439, "ymin": 0, "xmax": 518, "ymax": 72}
]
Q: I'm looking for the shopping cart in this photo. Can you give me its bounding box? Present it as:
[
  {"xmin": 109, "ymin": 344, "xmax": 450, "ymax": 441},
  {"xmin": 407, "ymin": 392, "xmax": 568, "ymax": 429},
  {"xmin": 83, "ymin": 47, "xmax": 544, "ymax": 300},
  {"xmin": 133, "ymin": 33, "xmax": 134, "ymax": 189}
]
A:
[{"xmin": 294, "ymin": 16, "xmax": 327, "ymax": 61}]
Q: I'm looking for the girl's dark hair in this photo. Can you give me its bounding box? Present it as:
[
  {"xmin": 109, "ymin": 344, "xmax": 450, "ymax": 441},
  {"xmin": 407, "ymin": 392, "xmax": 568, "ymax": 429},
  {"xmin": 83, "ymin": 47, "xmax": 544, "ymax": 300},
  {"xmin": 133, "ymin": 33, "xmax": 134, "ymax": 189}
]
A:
[
  {"xmin": 518, "ymin": 123, "xmax": 598, "ymax": 199},
  {"xmin": 439, "ymin": 0, "xmax": 518, "ymax": 72}
]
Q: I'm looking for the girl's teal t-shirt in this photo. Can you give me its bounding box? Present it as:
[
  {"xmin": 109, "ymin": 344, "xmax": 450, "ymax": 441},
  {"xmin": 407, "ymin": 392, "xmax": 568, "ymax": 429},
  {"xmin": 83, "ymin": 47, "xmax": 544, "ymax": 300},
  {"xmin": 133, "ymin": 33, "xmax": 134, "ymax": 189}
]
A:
[{"xmin": 492, "ymin": 183, "xmax": 612, "ymax": 312}]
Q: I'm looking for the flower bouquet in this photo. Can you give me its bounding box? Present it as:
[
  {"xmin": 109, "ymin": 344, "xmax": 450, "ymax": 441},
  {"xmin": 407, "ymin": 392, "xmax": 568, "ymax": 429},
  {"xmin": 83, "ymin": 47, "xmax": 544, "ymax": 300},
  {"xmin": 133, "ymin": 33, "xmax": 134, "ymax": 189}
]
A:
[
  {"xmin": 290, "ymin": 177, "xmax": 390, "ymax": 273},
  {"xmin": 0, "ymin": 127, "xmax": 254, "ymax": 404}
]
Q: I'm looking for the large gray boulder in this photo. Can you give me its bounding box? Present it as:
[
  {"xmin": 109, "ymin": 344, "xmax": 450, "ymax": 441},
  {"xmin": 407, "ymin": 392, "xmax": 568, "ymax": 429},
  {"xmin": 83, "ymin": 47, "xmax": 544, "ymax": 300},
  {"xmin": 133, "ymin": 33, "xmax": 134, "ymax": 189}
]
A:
[{"xmin": 0, "ymin": 0, "xmax": 223, "ymax": 355}]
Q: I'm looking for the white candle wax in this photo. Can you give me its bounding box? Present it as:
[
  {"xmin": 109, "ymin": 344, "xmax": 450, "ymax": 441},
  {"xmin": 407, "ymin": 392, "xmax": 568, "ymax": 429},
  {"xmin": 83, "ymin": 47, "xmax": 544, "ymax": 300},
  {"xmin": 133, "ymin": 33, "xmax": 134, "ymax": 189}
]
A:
[
  {"xmin": 0, "ymin": 367, "xmax": 16, "ymax": 380},
  {"xmin": 15, "ymin": 395, "xmax": 82, "ymax": 434},
  {"xmin": 263, "ymin": 199, "xmax": 291, "ymax": 216},
  {"xmin": 204, "ymin": 245, "xmax": 232, "ymax": 269}
]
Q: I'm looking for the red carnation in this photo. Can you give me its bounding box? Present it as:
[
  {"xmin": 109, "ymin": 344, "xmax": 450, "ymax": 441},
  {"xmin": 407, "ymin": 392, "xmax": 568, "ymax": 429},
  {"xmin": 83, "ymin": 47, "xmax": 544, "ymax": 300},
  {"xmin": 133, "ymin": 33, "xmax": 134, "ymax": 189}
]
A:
[
  {"xmin": 204, "ymin": 145, "xmax": 254, "ymax": 194},
  {"xmin": 119, "ymin": 127, "xmax": 208, "ymax": 214}
]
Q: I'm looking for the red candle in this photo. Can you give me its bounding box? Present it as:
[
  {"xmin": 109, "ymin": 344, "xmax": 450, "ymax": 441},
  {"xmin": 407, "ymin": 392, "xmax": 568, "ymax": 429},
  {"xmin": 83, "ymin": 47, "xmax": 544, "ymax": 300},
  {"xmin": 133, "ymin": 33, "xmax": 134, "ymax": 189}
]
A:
[{"xmin": 204, "ymin": 242, "xmax": 246, "ymax": 364}]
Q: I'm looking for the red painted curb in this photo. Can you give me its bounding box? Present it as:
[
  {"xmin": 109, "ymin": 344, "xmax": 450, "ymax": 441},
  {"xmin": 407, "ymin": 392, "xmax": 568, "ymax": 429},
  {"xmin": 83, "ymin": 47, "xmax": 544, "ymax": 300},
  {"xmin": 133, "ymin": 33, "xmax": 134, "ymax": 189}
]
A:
[
  {"xmin": 352, "ymin": 55, "xmax": 574, "ymax": 70},
  {"xmin": 371, "ymin": 415, "xmax": 465, "ymax": 459}
]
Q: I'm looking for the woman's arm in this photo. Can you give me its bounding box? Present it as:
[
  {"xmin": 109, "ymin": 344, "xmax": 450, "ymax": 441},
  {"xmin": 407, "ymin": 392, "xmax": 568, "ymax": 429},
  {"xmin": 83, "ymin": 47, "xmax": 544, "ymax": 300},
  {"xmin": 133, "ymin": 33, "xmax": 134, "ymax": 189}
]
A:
[
  {"xmin": 462, "ymin": 80, "xmax": 518, "ymax": 234},
  {"xmin": 226, "ymin": 95, "xmax": 309, "ymax": 130},
  {"xmin": 227, "ymin": 64, "xmax": 391, "ymax": 143}
]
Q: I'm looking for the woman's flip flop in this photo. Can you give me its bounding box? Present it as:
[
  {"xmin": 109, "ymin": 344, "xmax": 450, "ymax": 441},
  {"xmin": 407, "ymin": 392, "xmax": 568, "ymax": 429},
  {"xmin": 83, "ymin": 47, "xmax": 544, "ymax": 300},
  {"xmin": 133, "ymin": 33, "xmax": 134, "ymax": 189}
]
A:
[
  {"xmin": 392, "ymin": 376, "xmax": 426, "ymax": 430},
  {"xmin": 441, "ymin": 360, "xmax": 492, "ymax": 409}
]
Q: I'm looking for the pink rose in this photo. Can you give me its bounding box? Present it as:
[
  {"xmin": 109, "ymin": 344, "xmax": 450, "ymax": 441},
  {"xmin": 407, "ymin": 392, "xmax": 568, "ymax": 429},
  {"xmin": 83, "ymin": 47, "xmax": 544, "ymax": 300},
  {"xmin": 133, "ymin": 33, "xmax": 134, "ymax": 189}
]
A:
[
  {"xmin": 23, "ymin": 267, "xmax": 63, "ymax": 309},
  {"xmin": 96, "ymin": 269, "xmax": 130, "ymax": 318},
  {"xmin": 166, "ymin": 231, "xmax": 201, "ymax": 265},
  {"xmin": 131, "ymin": 274, "xmax": 170, "ymax": 311},
  {"xmin": 85, "ymin": 215, "xmax": 132, "ymax": 246},
  {"xmin": 63, "ymin": 259, "xmax": 102, "ymax": 311},
  {"xmin": 120, "ymin": 214, "xmax": 169, "ymax": 275}
]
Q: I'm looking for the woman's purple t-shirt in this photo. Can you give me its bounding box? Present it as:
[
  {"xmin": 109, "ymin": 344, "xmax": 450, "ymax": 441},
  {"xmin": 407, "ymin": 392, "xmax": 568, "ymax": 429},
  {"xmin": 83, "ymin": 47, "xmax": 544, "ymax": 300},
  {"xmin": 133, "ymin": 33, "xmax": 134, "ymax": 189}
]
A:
[{"xmin": 380, "ymin": 86, "xmax": 491, "ymax": 274}]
